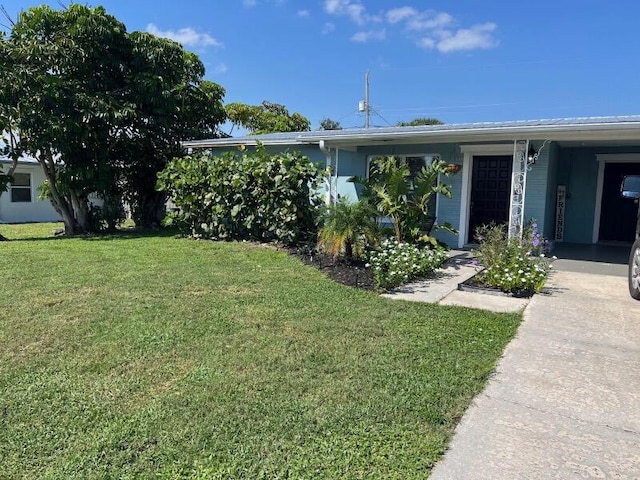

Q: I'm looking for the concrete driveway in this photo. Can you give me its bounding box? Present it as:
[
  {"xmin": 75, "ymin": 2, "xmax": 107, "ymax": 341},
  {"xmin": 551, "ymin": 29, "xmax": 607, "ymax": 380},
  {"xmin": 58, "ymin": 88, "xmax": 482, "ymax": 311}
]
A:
[{"xmin": 430, "ymin": 265, "xmax": 640, "ymax": 479}]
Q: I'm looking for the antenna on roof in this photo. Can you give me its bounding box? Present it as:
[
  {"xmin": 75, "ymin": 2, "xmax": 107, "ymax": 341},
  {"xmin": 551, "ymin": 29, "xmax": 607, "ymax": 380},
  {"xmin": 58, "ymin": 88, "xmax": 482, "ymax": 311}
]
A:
[{"xmin": 358, "ymin": 71, "xmax": 370, "ymax": 129}]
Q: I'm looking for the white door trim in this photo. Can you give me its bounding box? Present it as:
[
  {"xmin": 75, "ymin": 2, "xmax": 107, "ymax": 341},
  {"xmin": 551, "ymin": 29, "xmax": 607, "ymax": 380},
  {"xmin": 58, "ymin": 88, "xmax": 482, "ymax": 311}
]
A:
[
  {"xmin": 593, "ymin": 154, "xmax": 640, "ymax": 243},
  {"xmin": 458, "ymin": 144, "xmax": 515, "ymax": 248}
]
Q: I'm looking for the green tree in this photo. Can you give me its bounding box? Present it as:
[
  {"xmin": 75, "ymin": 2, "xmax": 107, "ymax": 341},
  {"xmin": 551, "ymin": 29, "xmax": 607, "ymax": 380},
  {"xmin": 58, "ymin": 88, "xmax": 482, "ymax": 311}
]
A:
[
  {"xmin": 0, "ymin": 5, "xmax": 227, "ymax": 233},
  {"xmin": 0, "ymin": 5, "xmax": 133, "ymax": 234},
  {"xmin": 397, "ymin": 117, "xmax": 444, "ymax": 127},
  {"xmin": 117, "ymin": 32, "xmax": 226, "ymax": 227},
  {"xmin": 319, "ymin": 118, "xmax": 342, "ymax": 130},
  {"xmin": 226, "ymin": 101, "xmax": 310, "ymax": 134}
]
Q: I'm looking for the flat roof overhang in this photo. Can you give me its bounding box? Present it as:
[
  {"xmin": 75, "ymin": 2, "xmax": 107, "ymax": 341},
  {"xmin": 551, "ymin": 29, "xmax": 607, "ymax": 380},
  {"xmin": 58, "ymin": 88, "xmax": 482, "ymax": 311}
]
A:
[{"xmin": 182, "ymin": 121, "xmax": 640, "ymax": 150}]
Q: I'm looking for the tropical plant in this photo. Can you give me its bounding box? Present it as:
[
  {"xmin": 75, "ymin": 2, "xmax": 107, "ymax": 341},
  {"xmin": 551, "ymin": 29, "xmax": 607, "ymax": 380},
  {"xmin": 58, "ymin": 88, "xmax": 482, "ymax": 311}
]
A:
[
  {"xmin": 317, "ymin": 199, "xmax": 380, "ymax": 258},
  {"xmin": 351, "ymin": 155, "xmax": 453, "ymax": 244}
]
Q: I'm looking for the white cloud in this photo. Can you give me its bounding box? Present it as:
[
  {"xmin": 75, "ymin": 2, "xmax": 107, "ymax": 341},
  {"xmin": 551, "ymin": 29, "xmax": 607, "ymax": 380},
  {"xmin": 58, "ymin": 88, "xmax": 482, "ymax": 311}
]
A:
[
  {"xmin": 407, "ymin": 12, "xmax": 453, "ymax": 31},
  {"xmin": 243, "ymin": 0, "xmax": 257, "ymax": 7},
  {"xmin": 417, "ymin": 37, "xmax": 435, "ymax": 50},
  {"xmin": 386, "ymin": 6, "xmax": 416, "ymax": 24},
  {"xmin": 351, "ymin": 29, "xmax": 385, "ymax": 43},
  {"xmin": 322, "ymin": 22, "xmax": 336, "ymax": 34},
  {"xmin": 323, "ymin": 0, "xmax": 368, "ymax": 25},
  {"xmin": 297, "ymin": 9, "xmax": 310, "ymax": 18},
  {"xmin": 146, "ymin": 24, "xmax": 223, "ymax": 49},
  {"xmin": 436, "ymin": 23, "xmax": 498, "ymax": 53}
]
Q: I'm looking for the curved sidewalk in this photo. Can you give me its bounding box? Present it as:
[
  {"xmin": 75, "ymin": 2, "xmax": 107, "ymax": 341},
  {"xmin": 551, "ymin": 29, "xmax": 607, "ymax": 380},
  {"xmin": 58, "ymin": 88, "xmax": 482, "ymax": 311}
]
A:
[{"xmin": 429, "ymin": 268, "xmax": 640, "ymax": 479}]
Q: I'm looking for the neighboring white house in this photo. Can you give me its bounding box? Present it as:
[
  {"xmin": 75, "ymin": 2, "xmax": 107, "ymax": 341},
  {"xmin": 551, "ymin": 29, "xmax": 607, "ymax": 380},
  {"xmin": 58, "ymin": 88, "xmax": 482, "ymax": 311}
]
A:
[{"xmin": 0, "ymin": 155, "xmax": 61, "ymax": 223}]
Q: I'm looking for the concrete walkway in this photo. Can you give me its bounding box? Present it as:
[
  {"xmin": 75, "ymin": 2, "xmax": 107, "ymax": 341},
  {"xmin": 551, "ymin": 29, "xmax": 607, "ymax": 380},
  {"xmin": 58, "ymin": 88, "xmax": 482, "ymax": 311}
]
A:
[
  {"xmin": 430, "ymin": 268, "xmax": 640, "ymax": 479},
  {"xmin": 382, "ymin": 250, "xmax": 530, "ymax": 313}
]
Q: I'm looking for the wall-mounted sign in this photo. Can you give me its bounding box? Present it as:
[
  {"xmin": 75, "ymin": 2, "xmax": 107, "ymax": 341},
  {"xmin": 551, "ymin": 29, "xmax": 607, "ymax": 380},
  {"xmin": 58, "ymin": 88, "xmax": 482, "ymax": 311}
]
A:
[{"xmin": 555, "ymin": 185, "xmax": 566, "ymax": 242}]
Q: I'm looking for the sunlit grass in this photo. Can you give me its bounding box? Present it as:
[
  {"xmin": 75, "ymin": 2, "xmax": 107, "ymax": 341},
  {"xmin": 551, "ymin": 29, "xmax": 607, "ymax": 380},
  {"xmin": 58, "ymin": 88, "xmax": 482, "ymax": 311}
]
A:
[{"xmin": 0, "ymin": 224, "xmax": 520, "ymax": 478}]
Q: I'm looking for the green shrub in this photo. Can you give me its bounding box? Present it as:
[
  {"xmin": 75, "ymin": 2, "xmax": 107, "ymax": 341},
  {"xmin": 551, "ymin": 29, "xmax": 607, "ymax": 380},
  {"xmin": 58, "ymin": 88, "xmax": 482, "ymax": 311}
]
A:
[
  {"xmin": 367, "ymin": 239, "xmax": 449, "ymax": 290},
  {"xmin": 157, "ymin": 147, "xmax": 321, "ymax": 245},
  {"xmin": 474, "ymin": 221, "xmax": 554, "ymax": 294},
  {"xmin": 317, "ymin": 199, "xmax": 380, "ymax": 258}
]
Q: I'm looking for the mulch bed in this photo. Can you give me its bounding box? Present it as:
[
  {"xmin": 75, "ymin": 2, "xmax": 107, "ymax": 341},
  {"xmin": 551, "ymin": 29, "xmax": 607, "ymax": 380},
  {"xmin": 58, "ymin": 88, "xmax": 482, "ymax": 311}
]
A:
[{"xmin": 286, "ymin": 247, "xmax": 376, "ymax": 291}]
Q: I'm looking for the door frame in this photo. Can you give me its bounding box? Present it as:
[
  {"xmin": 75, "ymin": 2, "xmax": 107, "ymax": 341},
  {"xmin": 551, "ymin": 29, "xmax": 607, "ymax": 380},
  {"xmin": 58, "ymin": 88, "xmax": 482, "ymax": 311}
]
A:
[
  {"xmin": 459, "ymin": 144, "xmax": 514, "ymax": 248},
  {"xmin": 593, "ymin": 154, "xmax": 640, "ymax": 243}
]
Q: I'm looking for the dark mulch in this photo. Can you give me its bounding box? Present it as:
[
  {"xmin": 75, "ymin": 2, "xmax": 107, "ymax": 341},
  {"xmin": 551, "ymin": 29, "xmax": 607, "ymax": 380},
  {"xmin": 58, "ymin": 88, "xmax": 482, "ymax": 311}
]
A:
[{"xmin": 287, "ymin": 247, "xmax": 376, "ymax": 291}]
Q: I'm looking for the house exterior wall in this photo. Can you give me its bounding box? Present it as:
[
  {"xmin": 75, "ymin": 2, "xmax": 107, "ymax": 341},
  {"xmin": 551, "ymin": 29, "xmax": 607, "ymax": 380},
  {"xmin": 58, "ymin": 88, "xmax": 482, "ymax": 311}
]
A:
[
  {"xmin": 523, "ymin": 142, "xmax": 550, "ymax": 237},
  {"xmin": 0, "ymin": 162, "xmax": 61, "ymax": 223},
  {"xmin": 543, "ymin": 142, "xmax": 561, "ymax": 241},
  {"xmin": 556, "ymin": 146, "xmax": 640, "ymax": 243}
]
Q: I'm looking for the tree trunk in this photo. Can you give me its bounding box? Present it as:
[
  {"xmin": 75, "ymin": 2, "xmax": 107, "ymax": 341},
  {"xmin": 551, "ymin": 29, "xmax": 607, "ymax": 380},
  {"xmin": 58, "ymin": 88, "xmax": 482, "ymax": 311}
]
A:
[
  {"xmin": 133, "ymin": 191, "xmax": 167, "ymax": 228},
  {"xmin": 37, "ymin": 150, "xmax": 80, "ymax": 235}
]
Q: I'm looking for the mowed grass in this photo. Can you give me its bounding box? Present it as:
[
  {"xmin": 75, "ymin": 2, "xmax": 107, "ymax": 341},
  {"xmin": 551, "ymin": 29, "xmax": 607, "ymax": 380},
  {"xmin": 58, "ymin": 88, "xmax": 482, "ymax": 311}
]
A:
[{"xmin": 0, "ymin": 223, "xmax": 521, "ymax": 479}]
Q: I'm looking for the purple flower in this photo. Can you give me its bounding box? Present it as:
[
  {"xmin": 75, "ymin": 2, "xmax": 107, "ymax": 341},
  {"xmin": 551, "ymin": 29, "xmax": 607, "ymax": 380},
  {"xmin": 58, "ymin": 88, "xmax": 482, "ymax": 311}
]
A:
[{"xmin": 532, "ymin": 238, "xmax": 540, "ymax": 247}]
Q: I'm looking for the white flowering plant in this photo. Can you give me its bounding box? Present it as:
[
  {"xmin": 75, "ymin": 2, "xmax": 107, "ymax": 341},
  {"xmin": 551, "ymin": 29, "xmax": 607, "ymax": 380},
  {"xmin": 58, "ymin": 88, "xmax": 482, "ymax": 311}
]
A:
[
  {"xmin": 474, "ymin": 221, "xmax": 555, "ymax": 294},
  {"xmin": 366, "ymin": 239, "xmax": 449, "ymax": 290}
]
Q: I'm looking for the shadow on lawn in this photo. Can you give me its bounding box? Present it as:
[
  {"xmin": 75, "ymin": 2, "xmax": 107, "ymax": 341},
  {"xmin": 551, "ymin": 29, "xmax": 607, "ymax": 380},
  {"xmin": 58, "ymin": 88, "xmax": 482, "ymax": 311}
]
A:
[{"xmin": 7, "ymin": 227, "xmax": 182, "ymax": 243}]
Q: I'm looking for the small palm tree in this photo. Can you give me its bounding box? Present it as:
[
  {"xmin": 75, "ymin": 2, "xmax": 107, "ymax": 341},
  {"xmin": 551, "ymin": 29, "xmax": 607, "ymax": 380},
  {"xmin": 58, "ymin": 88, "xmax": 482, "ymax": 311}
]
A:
[{"xmin": 317, "ymin": 198, "xmax": 380, "ymax": 259}]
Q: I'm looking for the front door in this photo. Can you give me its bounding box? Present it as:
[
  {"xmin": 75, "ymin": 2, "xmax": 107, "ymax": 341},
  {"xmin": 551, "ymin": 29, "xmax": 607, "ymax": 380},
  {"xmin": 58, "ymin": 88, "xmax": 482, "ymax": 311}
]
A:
[
  {"xmin": 598, "ymin": 162, "xmax": 640, "ymax": 242},
  {"xmin": 468, "ymin": 155, "xmax": 512, "ymax": 241}
]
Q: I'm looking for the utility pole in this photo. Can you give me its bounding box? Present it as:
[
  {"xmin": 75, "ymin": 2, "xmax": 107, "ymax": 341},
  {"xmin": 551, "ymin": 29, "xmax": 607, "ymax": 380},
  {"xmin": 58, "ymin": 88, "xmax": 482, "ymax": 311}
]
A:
[{"xmin": 364, "ymin": 70, "xmax": 370, "ymax": 129}]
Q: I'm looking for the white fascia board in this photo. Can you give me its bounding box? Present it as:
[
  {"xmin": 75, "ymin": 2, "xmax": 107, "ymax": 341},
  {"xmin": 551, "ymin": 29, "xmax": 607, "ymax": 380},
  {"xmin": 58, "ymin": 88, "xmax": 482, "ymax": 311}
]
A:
[{"xmin": 183, "ymin": 122, "xmax": 640, "ymax": 150}]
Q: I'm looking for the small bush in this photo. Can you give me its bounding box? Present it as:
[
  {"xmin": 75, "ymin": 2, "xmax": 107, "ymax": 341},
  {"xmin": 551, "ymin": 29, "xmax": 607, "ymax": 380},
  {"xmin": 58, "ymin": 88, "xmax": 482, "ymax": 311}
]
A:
[
  {"xmin": 317, "ymin": 199, "xmax": 380, "ymax": 259},
  {"xmin": 157, "ymin": 147, "xmax": 321, "ymax": 245},
  {"xmin": 474, "ymin": 221, "xmax": 554, "ymax": 294},
  {"xmin": 367, "ymin": 239, "xmax": 449, "ymax": 290}
]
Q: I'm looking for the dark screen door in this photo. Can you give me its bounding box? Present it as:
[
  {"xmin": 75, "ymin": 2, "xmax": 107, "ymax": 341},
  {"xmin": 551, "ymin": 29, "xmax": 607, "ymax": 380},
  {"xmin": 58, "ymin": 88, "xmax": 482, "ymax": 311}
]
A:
[
  {"xmin": 598, "ymin": 162, "xmax": 640, "ymax": 242},
  {"xmin": 468, "ymin": 155, "xmax": 513, "ymax": 241}
]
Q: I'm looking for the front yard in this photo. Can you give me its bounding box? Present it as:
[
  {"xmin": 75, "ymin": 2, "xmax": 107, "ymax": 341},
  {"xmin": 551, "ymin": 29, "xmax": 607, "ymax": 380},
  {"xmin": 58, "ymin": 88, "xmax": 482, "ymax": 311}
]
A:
[{"xmin": 0, "ymin": 223, "xmax": 520, "ymax": 478}]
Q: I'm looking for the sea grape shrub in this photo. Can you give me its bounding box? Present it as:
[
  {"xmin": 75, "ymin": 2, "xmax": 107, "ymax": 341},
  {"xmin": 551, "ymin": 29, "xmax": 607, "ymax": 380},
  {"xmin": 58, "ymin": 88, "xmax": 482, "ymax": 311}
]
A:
[{"xmin": 158, "ymin": 147, "xmax": 321, "ymax": 245}]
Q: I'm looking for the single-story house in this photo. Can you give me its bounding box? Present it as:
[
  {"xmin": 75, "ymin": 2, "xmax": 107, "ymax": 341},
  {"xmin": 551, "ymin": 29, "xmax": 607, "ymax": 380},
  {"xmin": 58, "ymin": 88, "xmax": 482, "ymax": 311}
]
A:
[
  {"xmin": 0, "ymin": 155, "xmax": 61, "ymax": 223},
  {"xmin": 183, "ymin": 116, "xmax": 640, "ymax": 249}
]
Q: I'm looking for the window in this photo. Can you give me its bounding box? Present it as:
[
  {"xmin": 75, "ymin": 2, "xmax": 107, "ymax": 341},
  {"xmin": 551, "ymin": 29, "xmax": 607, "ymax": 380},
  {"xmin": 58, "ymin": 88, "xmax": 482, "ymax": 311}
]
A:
[{"xmin": 10, "ymin": 173, "xmax": 31, "ymax": 203}]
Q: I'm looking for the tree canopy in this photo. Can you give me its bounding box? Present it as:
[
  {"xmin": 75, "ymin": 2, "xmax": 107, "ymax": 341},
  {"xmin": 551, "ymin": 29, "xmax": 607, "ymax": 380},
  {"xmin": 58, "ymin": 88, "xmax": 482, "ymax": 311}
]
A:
[
  {"xmin": 319, "ymin": 118, "xmax": 342, "ymax": 130},
  {"xmin": 396, "ymin": 117, "xmax": 444, "ymax": 127},
  {"xmin": 226, "ymin": 101, "xmax": 310, "ymax": 135},
  {"xmin": 0, "ymin": 4, "xmax": 226, "ymax": 233}
]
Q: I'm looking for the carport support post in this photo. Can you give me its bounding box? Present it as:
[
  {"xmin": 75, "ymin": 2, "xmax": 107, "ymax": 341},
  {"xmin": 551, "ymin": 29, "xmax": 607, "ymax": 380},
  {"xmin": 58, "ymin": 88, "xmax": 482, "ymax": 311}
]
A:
[{"xmin": 508, "ymin": 140, "xmax": 529, "ymax": 239}]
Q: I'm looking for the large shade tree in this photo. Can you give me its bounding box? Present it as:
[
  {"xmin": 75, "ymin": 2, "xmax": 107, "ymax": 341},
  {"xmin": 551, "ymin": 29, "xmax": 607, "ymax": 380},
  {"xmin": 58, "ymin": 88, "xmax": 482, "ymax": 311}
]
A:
[
  {"xmin": 117, "ymin": 32, "xmax": 226, "ymax": 227},
  {"xmin": 0, "ymin": 4, "xmax": 226, "ymax": 234}
]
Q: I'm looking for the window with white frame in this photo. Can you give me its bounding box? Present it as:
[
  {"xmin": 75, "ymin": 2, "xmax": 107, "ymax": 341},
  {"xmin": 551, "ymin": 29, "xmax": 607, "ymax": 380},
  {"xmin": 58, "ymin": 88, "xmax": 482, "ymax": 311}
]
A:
[{"xmin": 10, "ymin": 173, "xmax": 32, "ymax": 203}]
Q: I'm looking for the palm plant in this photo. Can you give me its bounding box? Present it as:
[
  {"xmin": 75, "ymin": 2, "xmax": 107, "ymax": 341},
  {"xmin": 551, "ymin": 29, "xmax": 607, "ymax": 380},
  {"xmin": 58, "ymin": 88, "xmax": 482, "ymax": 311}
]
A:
[
  {"xmin": 351, "ymin": 155, "xmax": 453, "ymax": 244},
  {"xmin": 317, "ymin": 198, "xmax": 380, "ymax": 259}
]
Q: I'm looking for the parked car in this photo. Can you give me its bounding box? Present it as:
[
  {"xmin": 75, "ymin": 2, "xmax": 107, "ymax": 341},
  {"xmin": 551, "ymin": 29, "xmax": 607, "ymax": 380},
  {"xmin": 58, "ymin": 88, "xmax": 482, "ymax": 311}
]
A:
[{"xmin": 621, "ymin": 175, "xmax": 640, "ymax": 299}]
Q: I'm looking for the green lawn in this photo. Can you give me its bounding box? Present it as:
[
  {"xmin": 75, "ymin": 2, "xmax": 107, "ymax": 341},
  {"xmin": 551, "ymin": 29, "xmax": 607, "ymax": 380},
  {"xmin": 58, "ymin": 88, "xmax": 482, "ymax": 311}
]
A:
[{"xmin": 0, "ymin": 223, "xmax": 521, "ymax": 479}]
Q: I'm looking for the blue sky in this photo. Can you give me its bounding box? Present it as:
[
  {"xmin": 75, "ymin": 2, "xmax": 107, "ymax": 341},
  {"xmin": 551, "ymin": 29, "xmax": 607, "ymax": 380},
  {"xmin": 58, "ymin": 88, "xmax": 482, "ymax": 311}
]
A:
[{"xmin": 3, "ymin": 1, "xmax": 640, "ymax": 130}]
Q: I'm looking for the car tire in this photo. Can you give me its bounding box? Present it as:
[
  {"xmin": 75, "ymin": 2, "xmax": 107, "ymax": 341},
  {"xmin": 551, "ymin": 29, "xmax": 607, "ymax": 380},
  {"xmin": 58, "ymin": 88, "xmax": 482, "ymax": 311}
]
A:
[{"xmin": 629, "ymin": 237, "xmax": 640, "ymax": 300}]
